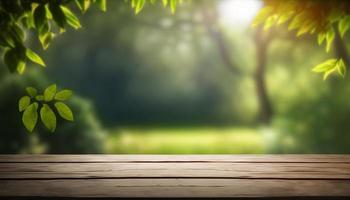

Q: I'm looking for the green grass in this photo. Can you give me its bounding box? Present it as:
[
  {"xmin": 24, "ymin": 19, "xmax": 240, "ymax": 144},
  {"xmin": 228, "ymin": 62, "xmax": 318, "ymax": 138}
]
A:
[{"xmin": 106, "ymin": 127, "xmax": 267, "ymax": 154}]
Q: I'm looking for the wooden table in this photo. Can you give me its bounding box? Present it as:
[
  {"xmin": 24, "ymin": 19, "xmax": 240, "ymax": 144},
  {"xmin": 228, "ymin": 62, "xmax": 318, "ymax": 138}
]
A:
[{"xmin": 0, "ymin": 155, "xmax": 349, "ymax": 199}]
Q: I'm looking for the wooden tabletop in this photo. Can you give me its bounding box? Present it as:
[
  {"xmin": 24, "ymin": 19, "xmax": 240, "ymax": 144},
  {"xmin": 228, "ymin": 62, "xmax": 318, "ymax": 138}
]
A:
[{"xmin": 0, "ymin": 155, "xmax": 350, "ymax": 199}]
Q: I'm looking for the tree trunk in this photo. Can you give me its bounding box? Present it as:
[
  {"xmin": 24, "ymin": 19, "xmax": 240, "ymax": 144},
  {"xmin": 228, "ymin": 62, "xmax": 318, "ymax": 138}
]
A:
[
  {"xmin": 334, "ymin": 28, "xmax": 350, "ymax": 68},
  {"xmin": 254, "ymin": 28, "xmax": 273, "ymax": 124},
  {"xmin": 201, "ymin": 7, "xmax": 241, "ymax": 75}
]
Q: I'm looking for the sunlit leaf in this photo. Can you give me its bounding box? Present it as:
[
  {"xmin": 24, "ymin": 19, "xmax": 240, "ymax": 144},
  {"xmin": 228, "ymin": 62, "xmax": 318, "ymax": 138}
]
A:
[
  {"xmin": 22, "ymin": 102, "xmax": 38, "ymax": 132},
  {"xmin": 55, "ymin": 90, "xmax": 73, "ymax": 101},
  {"xmin": 162, "ymin": 0, "xmax": 168, "ymax": 7},
  {"xmin": 288, "ymin": 12, "xmax": 306, "ymax": 30},
  {"xmin": 312, "ymin": 59, "xmax": 337, "ymax": 72},
  {"xmin": 170, "ymin": 0, "xmax": 177, "ymax": 14},
  {"xmin": 297, "ymin": 20, "xmax": 315, "ymax": 36},
  {"xmin": 35, "ymin": 95, "xmax": 44, "ymax": 101},
  {"xmin": 39, "ymin": 31, "xmax": 54, "ymax": 50},
  {"xmin": 44, "ymin": 84, "xmax": 57, "ymax": 102},
  {"xmin": 40, "ymin": 104, "xmax": 57, "ymax": 132},
  {"xmin": 339, "ymin": 15, "xmax": 350, "ymax": 38},
  {"xmin": 252, "ymin": 6, "xmax": 273, "ymax": 27},
  {"xmin": 55, "ymin": 102, "xmax": 74, "ymax": 121},
  {"xmin": 135, "ymin": 0, "xmax": 145, "ymax": 14},
  {"xmin": 19, "ymin": 96, "xmax": 31, "ymax": 112},
  {"xmin": 326, "ymin": 27, "xmax": 335, "ymax": 52},
  {"xmin": 277, "ymin": 12, "xmax": 294, "ymax": 25},
  {"xmin": 16, "ymin": 61, "xmax": 26, "ymax": 74},
  {"xmin": 96, "ymin": 0, "xmax": 107, "ymax": 12},
  {"xmin": 336, "ymin": 59, "xmax": 346, "ymax": 78},
  {"xmin": 26, "ymin": 48, "xmax": 46, "ymax": 67},
  {"xmin": 264, "ymin": 15, "xmax": 278, "ymax": 30},
  {"xmin": 26, "ymin": 87, "xmax": 37, "ymax": 97},
  {"xmin": 76, "ymin": 0, "xmax": 91, "ymax": 12},
  {"xmin": 61, "ymin": 6, "xmax": 81, "ymax": 29},
  {"xmin": 317, "ymin": 32, "xmax": 326, "ymax": 45},
  {"xmin": 323, "ymin": 67, "xmax": 336, "ymax": 80}
]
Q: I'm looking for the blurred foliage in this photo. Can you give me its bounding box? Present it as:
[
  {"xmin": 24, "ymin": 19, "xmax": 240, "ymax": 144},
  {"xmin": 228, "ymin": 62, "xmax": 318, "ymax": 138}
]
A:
[
  {"xmin": 129, "ymin": 0, "xmax": 182, "ymax": 14},
  {"xmin": 253, "ymin": 0, "xmax": 350, "ymax": 79},
  {"xmin": 44, "ymin": 0, "xmax": 254, "ymax": 126},
  {"xmin": 0, "ymin": 0, "xmax": 350, "ymax": 154},
  {"xmin": 0, "ymin": 69, "xmax": 105, "ymax": 153},
  {"xmin": 0, "ymin": 0, "xmax": 185, "ymax": 133},
  {"xmin": 0, "ymin": 0, "xmax": 182, "ymax": 74}
]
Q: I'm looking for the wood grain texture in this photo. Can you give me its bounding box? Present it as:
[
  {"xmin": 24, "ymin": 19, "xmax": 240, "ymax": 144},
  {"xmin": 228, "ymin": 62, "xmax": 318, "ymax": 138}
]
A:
[
  {"xmin": 0, "ymin": 155, "xmax": 349, "ymax": 198},
  {"xmin": 1, "ymin": 162, "xmax": 350, "ymax": 179},
  {"xmin": 1, "ymin": 154, "xmax": 350, "ymax": 163}
]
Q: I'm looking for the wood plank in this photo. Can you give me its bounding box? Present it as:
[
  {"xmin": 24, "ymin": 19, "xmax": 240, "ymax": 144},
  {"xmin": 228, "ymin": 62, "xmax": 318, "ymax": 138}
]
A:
[
  {"xmin": 1, "ymin": 155, "xmax": 349, "ymax": 198},
  {"xmin": 1, "ymin": 162, "xmax": 349, "ymax": 179},
  {"xmin": 1, "ymin": 179, "xmax": 349, "ymax": 198},
  {"xmin": 1, "ymin": 155, "xmax": 350, "ymax": 163}
]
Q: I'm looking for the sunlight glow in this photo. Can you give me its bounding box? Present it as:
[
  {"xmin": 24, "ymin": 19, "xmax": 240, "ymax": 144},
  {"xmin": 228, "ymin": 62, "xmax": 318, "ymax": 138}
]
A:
[{"xmin": 218, "ymin": 0, "xmax": 263, "ymax": 27}]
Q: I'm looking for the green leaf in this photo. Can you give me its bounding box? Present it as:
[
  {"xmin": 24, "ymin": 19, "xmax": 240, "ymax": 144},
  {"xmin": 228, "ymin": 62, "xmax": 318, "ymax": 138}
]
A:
[
  {"xmin": 312, "ymin": 59, "xmax": 337, "ymax": 72},
  {"xmin": 288, "ymin": 12, "xmax": 306, "ymax": 30},
  {"xmin": 49, "ymin": 3, "xmax": 67, "ymax": 28},
  {"xmin": 26, "ymin": 48, "xmax": 46, "ymax": 67},
  {"xmin": 34, "ymin": 5, "xmax": 46, "ymax": 31},
  {"xmin": 277, "ymin": 12, "xmax": 293, "ymax": 25},
  {"xmin": 0, "ymin": 31, "xmax": 15, "ymax": 47},
  {"xmin": 0, "ymin": 31, "xmax": 15, "ymax": 48},
  {"xmin": 297, "ymin": 20, "xmax": 315, "ymax": 36},
  {"xmin": 76, "ymin": 0, "xmax": 91, "ymax": 12},
  {"xmin": 11, "ymin": 24, "xmax": 25, "ymax": 43},
  {"xmin": 55, "ymin": 102, "xmax": 74, "ymax": 121},
  {"xmin": 96, "ymin": 0, "xmax": 107, "ymax": 11},
  {"xmin": 336, "ymin": 59, "xmax": 346, "ymax": 78},
  {"xmin": 323, "ymin": 68, "xmax": 336, "ymax": 80},
  {"xmin": 26, "ymin": 87, "xmax": 37, "ymax": 97},
  {"xmin": 264, "ymin": 15, "xmax": 278, "ymax": 30},
  {"xmin": 45, "ymin": 5, "xmax": 53, "ymax": 19},
  {"xmin": 19, "ymin": 96, "xmax": 31, "ymax": 112},
  {"xmin": 311, "ymin": 58, "xmax": 343, "ymax": 80},
  {"xmin": 326, "ymin": 27, "xmax": 335, "ymax": 52},
  {"xmin": 39, "ymin": 31, "xmax": 54, "ymax": 50},
  {"xmin": 55, "ymin": 90, "xmax": 73, "ymax": 101},
  {"xmin": 317, "ymin": 32, "xmax": 326, "ymax": 45},
  {"xmin": 44, "ymin": 84, "xmax": 57, "ymax": 102},
  {"xmin": 39, "ymin": 21, "xmax": 50, "ymax": 37},
  {"xmin": 3, "ymin": 48, "xmax": 20, "ymax": 73},
  {"xmin": 26, "ymin": 87, "xmax": 37, "ymax": 98},
  {"xmin": 135, "ymin": 0, "xmax": 145, "ymax": 14},
  {"xmin": 40, "ymin": 104, "xmax": 56, "ymax": 132},
  {"xmin": 16, "ymin": 61, "xmax": 26, "ymax": 74},
  {"xmin": 61, "ymin": 6, "xmax": 81, "ymax": 29},
  {"xmin": 252, "ymin": 6, "xmax": 274, "ymax": 27},
  {"xmin": 22, "ymin": 103, "xmax": 38, "ymax": 132},
  {"xmin": 170, "ymin": 0, "xmax": 177, "ymax": 14},
  {"xmin": 35, "ymin": 95, "xmax": 44, "ymax": 101},
  {"xmin": 339, "ymin": 15, "xmax": 350, "ymax": 38},
  {"xmin": 162, "ymin": 0, "xmax": 168, "ymax": 7}
]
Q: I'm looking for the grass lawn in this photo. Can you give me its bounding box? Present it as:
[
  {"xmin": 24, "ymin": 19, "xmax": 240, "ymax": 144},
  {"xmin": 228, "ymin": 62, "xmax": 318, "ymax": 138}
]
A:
[{"xmin": 105, "ymin": 127, "xmax": 267, "ymax": 154}]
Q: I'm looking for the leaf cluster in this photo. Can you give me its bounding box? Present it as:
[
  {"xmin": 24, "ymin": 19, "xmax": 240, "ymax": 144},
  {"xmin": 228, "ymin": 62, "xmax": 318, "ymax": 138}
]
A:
[
  {"xmin": 312, "ymin": 58, "xmax": 346, "ymax": 80},
  {"xmin": 0, "ymin": 0, "xmax": 106, "ymax": 74},
  {"xmin": 128, "ymin": 0, "xmax": 182, "ymax": 14},
  {"xmin": 253, "ymin": 0, "xmax": 350, "ymax": 79},
  {"xmin": 19, "ymin": 84, "xmax": 74, "ymax": 133}
]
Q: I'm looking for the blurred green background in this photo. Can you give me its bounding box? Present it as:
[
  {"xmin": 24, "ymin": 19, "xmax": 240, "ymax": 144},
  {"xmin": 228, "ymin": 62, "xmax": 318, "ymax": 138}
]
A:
[{"xmin": 1, "ymin": 0, "xmax": 350, "ymax": 154}]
